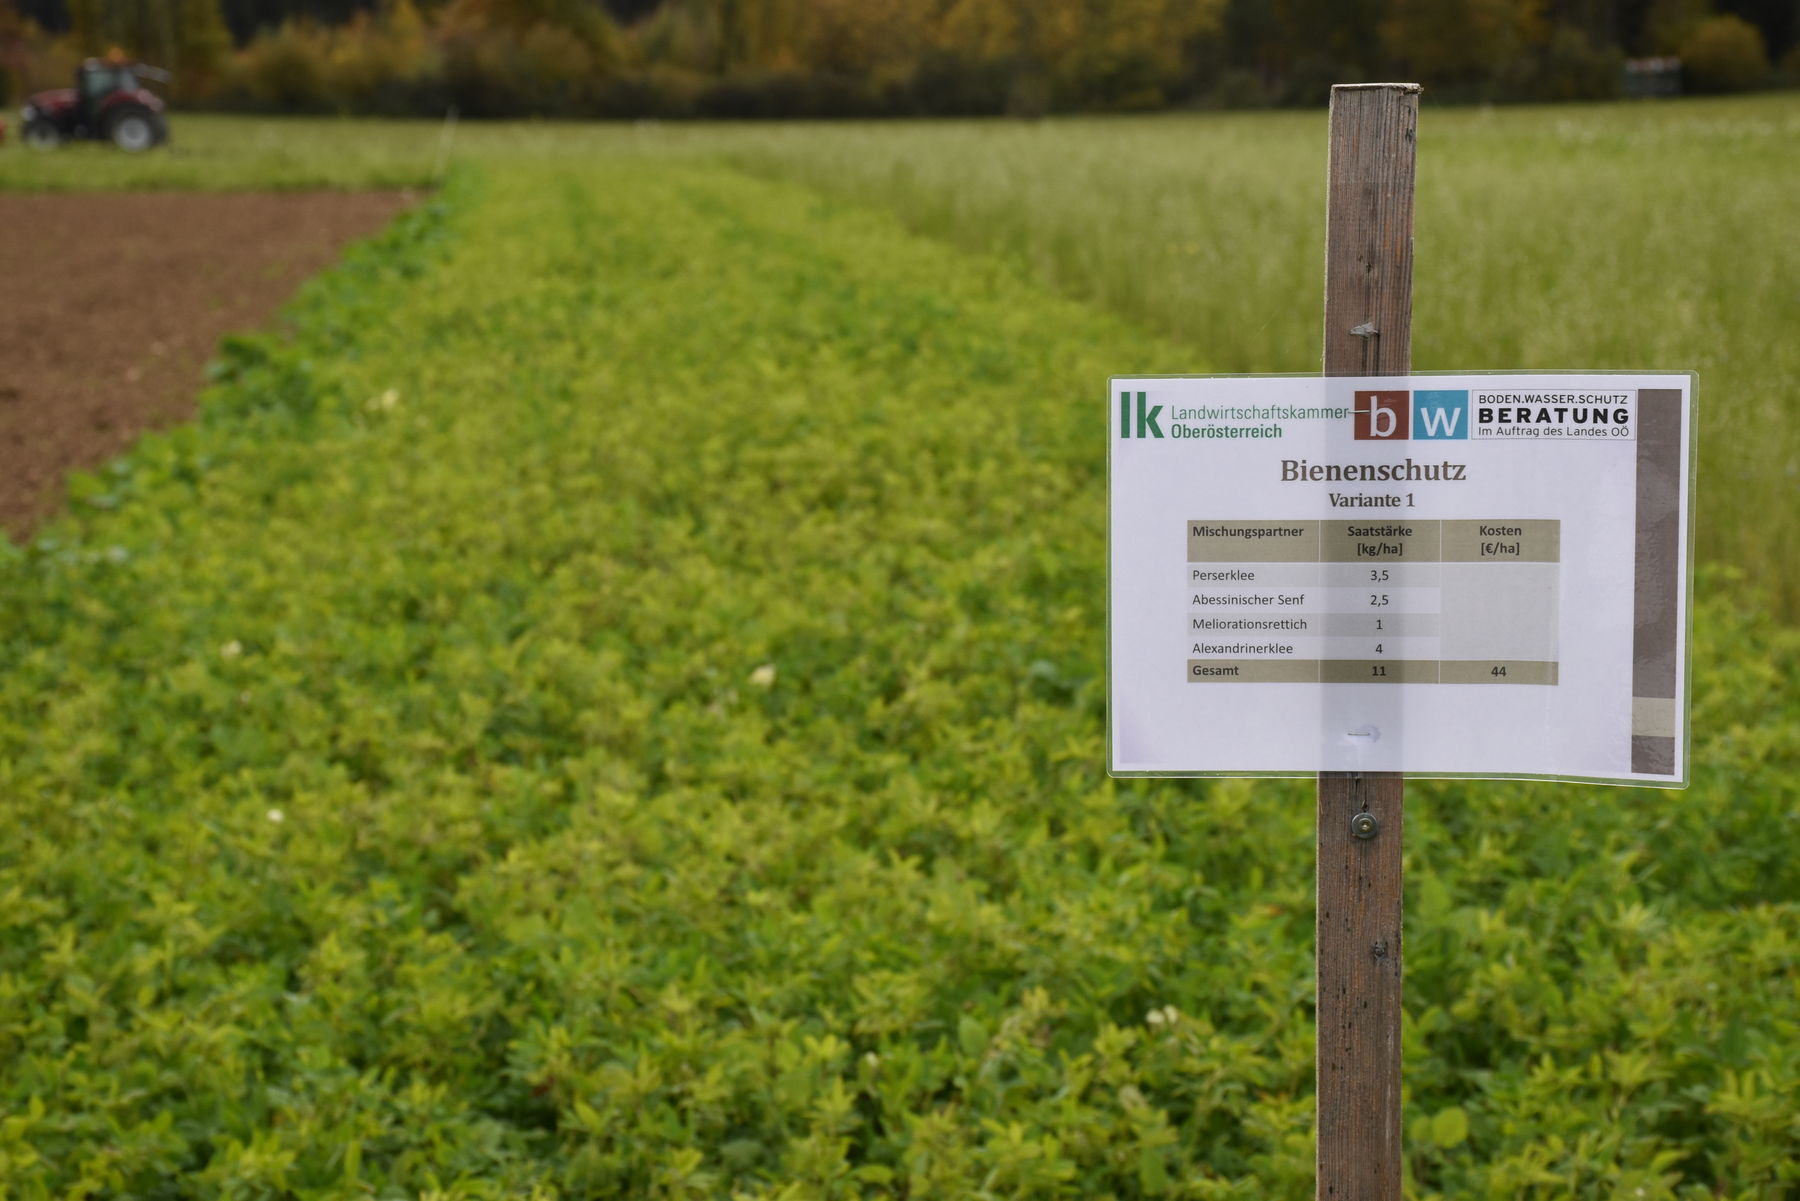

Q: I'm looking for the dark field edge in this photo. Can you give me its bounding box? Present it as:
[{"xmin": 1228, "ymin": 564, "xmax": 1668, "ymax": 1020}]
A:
[{"xmin": 0, "ymin": 167, "xmax": 488, "ymax": 1185}]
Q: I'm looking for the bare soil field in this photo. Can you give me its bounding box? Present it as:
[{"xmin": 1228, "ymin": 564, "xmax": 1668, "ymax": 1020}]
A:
[{"xmin": 0, "ymin": 190, "xmax": 416, "ymax": 538}]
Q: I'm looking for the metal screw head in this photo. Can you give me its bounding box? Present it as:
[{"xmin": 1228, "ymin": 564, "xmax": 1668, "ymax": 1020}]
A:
[{"xmin": 1350, "ymin": 811, "xmax": 1380, "ymax": 840}]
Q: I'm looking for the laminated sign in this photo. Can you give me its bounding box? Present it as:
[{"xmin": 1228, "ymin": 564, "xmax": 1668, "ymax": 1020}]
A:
[{"xmin": 1107, "ymin": 374, "xmax": 1695, "ymax": 785}]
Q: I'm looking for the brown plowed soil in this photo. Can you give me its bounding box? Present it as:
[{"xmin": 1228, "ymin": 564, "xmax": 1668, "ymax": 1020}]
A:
[{"xmin": 0, "ymin": 190, "xmax": 417, "ymax": 539}]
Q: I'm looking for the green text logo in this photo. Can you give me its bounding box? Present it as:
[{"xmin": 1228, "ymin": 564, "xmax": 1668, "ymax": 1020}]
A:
[{"xmin": 1119, "ymin": 391, "xmax": 1163, "ymax": 439}]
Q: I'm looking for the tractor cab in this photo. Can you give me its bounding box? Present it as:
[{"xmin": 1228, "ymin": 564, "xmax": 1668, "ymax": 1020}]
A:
[
  {"xmin": 80, "ymin": 61, "xmax": 140, "ymax": 106},
  {"xmin": 20, "ymin": 55, "xmax": 169, "ymax": 152}
]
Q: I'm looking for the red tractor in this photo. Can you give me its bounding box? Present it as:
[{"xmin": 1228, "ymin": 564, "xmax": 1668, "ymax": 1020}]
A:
[{"xmin": 20, "ymin": 57, "xmax": 170, "ymax": 152}]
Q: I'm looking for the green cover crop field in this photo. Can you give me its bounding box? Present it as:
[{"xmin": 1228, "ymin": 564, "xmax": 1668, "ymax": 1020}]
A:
[{"xmin": 2, "ymin": 101, "xmax": 1799, "ymax": 1197}]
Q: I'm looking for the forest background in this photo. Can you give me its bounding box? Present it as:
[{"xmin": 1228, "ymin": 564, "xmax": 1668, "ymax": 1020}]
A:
[{"xmin": 2, "ymin": 0, "xmax": 1797, "ymax": 120}]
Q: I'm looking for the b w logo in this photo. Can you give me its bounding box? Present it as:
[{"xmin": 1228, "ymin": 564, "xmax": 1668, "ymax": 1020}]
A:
[
  {"xmin": 1354, "ymin": 390, "xmax": 1469, "ymax": 441},
  {"xmin": 1354, "ymin": 391, "xmax": 1410, "ymax": 440}
]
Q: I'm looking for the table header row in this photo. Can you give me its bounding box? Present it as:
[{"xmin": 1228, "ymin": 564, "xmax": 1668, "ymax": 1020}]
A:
[{"xmin": 1186, "ymin": 519, "xmax": 1560, "ymax": 563}]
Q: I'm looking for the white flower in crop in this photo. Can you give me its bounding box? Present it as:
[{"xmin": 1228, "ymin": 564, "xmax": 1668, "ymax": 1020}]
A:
[
  {"xmin": 1147, "ymin": 1005, "xmax": 1180, "ymax": 1028},
  {"xmin": 220, "ymin": 640, "xmax": 243, "ymax": 659},
  {"xmin": 365, "ymin": 389, "xmax": 400, "ymax": 413},
  {"xmin": 748, "ymin": 663, "xmax": 777, "ymax": 688},
  {"xmin": 266, "ymin": 808, "xmax": 285, "ymax": 824}
]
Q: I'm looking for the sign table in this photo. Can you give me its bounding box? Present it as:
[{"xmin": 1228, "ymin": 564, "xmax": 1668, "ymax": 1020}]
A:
[{"xmin": 1185, "ymin": 517, "xmax": 1561, "ymax": 686}]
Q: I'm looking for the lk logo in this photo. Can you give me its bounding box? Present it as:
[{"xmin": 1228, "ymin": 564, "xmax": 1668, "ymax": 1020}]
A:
[
  {"xmin": 1354, "ymin": 390, "xmax": 1469, "ymax": 441},
  {"xmin": 1118, "ymin": 390, "xmax": 1163, "ymax": 439}
]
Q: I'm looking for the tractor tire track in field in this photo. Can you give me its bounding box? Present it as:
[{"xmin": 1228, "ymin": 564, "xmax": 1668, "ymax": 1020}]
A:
[{"xmin": 0, "ymin": 189, "xmax": 417, "ymax": 539}]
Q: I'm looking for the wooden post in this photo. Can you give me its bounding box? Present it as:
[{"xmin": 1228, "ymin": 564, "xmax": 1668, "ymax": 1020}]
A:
[{"xmin": 1317, "ymin": 82, "xmax": 1418, "ymax": 1201}]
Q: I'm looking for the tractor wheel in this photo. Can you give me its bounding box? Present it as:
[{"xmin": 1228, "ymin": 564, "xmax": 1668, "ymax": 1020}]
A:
[
  {"xmin": 106, "ymin": 109, "xmax": 161, "ymax": 153},
  {"xmin": 23, "ymin": 119, "xmax": 63, "ymax": 150}
]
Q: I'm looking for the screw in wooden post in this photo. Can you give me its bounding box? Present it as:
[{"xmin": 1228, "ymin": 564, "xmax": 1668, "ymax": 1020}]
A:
[{"xmin": 1318, "ymin": 81, "xmax": 1418, "ymax": 1201}]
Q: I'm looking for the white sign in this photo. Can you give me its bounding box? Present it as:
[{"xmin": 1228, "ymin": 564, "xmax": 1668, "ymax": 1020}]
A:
[{"xmin": 1108, "ymin": 374, "xmax": 1693, "ymax": 785}]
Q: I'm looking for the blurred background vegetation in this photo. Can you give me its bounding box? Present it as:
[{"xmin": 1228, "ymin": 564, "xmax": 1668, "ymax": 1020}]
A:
[{"xmin": 1, "ymin": 0, "xmax": 1797, "ymax": 119}]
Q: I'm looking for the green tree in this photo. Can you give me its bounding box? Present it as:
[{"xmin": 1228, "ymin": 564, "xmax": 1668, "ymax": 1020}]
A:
[
  {"xmin": 932, "ymin": 0, "xmax": 1226, "ymax": 111},
  {"xmin": 1380, "ymin": 0, "xmax": 1545, "ymax": 89},
  {"xmin": 442, "ymin": 0, "xmax": 626, "ymax": 60},
  {"xmin": 1680, "ymin": 12, "xmax": 1770, "ymax": 87},
  {"xmin": 642, "ymin": 0, "xmax": 803, "ymax": 72},
  {"xmin": 1643, "ymin": 0, "xmax": 1713, "ymax": 52},
  {"xmin": 630, "ymin": 0, "xmax": 722, "ymax": 73},
  {"xmin": 63, "ymin": 0, "xmax": 183, "ymax": 64},
  {"xmin": 177, "ymin": 0, "xmax": 233, "ymax": 95},
  {"xmin": 721, "ymin": 0, "xmax": 803, "ymax": 69},
  {"xmin": 797, "ymin": 0, "xmax": 931, "ymax": 81},
  {"xmin": 66, "ymin": 0, "xmax": 103, "ymax": 54},
  {"xmin": 0, "ymin": 0, "xmax": 24, "ymax": 103}
]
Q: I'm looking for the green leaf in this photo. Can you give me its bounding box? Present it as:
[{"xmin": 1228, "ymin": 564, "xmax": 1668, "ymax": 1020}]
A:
[
  {"xmin": 1430, "ymin": 1106, "xmax": 1470, "ymax": 1149},
  {"xmin": 1138, "ymin": 1145, "xmax": 1170, "ymax": 1195}
]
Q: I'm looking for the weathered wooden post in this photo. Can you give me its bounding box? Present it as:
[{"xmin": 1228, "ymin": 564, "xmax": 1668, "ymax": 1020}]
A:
[
  {"xmin": 1317, "ymin": 82, "xmax": 1419, "ymax": 1201},
  {"xmin": 1111, "ymin": 74, "xmax": 1689, "ymax": 1198}
]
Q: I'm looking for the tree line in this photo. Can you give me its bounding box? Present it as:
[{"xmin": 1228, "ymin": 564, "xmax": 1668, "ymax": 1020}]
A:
[{"xmin": 2, "ymin": 0, "xmax": 1794, "ymax": 117}]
